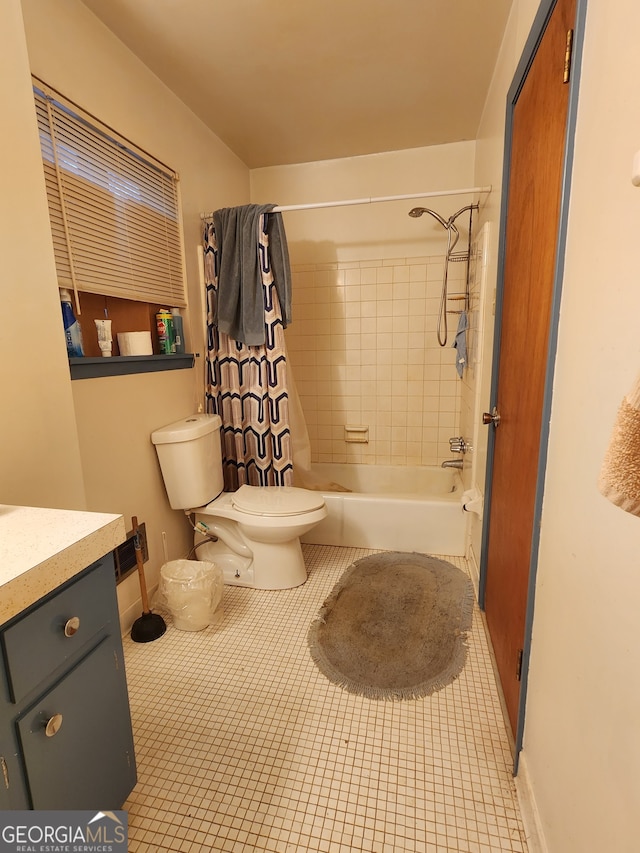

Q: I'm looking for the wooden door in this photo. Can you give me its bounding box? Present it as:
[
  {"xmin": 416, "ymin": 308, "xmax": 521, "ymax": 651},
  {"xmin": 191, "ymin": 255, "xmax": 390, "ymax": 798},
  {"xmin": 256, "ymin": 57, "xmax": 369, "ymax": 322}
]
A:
[{"xmin": 483, "ymin": 0, "xmax": 576, "ymax": 737}]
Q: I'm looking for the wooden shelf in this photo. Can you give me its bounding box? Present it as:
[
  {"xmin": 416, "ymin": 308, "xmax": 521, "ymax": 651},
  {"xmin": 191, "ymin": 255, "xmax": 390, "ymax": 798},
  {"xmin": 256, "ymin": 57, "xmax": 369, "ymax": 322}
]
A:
[{"xmin": 69, "ymin": 353, "xmax": 195, "ymax": 380}]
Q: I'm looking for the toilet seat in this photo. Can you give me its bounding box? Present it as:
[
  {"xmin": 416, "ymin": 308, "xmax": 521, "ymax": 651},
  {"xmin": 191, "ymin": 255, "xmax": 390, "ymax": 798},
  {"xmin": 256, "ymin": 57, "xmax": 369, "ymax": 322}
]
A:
[{"xmin": 232, "ymin": 485, "xmax": 325, "ymax": 517}]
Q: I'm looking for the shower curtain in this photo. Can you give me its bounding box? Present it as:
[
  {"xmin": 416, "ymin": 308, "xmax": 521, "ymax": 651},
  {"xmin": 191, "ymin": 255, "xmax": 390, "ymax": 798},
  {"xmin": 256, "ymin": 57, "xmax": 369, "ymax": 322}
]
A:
[{"xmin": 203, "ymin": 213, "xmax": 294, "ymax": 490}]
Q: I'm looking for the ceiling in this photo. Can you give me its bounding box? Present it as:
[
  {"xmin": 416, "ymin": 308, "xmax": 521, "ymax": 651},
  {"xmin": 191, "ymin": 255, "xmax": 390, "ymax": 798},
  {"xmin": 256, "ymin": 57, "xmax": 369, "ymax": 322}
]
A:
[{"xmin": 79, "ymin": 0, "xmax": 513, "ymax": 169}]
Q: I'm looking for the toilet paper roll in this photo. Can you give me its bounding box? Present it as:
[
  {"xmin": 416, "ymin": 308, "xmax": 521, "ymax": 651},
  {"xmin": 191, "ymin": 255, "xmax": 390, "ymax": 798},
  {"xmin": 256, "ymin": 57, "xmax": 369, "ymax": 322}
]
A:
[
  {"xmin": 461, "ymin": 488, "xmax": 483, "ymax": 518},
  {"xmin": 117, "ymin": 331, "xmax": 153, "ymax": 356}
]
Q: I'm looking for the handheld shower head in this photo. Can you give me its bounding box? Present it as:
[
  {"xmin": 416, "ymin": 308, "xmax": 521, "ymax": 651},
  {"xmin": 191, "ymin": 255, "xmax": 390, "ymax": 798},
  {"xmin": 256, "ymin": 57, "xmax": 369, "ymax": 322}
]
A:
[
  {"xmin": 407, "ymin": 202, "xmax": 478, "ymax": 348},
  {"xmin": 408, "ymin": 207, "xmax": 449, "ymax": 229}
]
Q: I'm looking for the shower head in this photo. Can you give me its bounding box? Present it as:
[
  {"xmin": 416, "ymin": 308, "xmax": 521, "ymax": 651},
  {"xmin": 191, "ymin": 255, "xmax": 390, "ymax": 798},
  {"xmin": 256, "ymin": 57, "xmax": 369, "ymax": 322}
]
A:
[
  {"xmin": 409, "ymin": 206, "xmax": 462, "ymax": 256},
  {"xmin": 408, "ymin": 207, "xmax": 450, "ymax": 229}
]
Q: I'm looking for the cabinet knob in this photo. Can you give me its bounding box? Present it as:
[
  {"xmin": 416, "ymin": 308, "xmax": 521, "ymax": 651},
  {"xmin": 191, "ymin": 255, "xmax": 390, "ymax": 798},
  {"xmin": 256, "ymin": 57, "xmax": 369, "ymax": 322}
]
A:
[
  {"xmin": 45, "ymin": 714, "xmax": 63, "ymax": 737},
  {"xmin": 64, "ymin": 617, "xmax": 80, "ymax": 637}
]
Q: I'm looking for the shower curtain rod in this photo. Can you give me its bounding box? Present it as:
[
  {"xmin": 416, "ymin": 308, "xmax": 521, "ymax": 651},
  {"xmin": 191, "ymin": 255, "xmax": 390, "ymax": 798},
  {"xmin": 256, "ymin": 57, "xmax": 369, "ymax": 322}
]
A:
[{"xmin": 200, "ymin": 185, "xmax": 491, "ymax": 218}]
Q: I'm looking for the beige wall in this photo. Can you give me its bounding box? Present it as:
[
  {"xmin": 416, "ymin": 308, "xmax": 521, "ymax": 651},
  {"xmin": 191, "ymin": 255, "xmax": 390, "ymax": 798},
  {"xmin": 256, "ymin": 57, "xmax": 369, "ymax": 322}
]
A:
[
  {"xmin": 476, "ymin": 0, "xmax": 640, "ymax": 850},
  {"xmin": 11, "ymin": 0, "xmax": 250, "ymax": 626},
  {"xmin": 252, "ymin": 143, "xmax": 477, "ymax": 264},
  {"xmin": 252, "ymin": 144, "xmax": 476, "ymax": 466},
  {"xmin": 0, "ymin": 0, "xmax": 86, "ymax": 511},
  {"xmin": 71, "ymin": 372, "xmax": 202, "ymax": 628},
  {"xmin": 526, "ymin": 0, "xmax": 640, "ymax": 848},
  {"xmin": 457, "ymin": 220, "xmax": 492, "ymax": 575}
]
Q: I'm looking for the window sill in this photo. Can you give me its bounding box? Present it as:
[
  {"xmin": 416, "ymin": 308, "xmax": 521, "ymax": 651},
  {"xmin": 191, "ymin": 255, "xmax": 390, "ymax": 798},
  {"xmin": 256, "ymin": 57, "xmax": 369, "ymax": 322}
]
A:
[{"xmin": 69, "ymin": 354, "xmax": 195, "ymax": 380}]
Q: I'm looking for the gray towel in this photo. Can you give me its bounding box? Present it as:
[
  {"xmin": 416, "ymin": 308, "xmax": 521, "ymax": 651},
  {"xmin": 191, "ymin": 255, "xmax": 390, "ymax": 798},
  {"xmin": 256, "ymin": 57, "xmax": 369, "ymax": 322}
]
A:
[
  {"xmin": 452, "ymin": 310, "xmax": 468, "ymax": 378},
  {"xmin": 212, "ymin": 204, "xmax": 292, "ymax": 345}
]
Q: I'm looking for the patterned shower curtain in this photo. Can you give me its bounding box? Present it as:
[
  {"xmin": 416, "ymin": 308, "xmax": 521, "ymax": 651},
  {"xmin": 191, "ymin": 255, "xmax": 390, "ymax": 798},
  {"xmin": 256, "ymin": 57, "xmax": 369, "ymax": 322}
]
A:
[{"xmin": 203, "ymin": 216, "xmax": 293, "ymax": 490}]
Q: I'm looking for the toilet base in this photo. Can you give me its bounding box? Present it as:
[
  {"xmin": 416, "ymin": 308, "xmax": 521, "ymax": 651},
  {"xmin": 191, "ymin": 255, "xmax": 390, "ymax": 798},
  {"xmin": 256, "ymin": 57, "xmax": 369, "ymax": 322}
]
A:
[
  {"xmin": 209, "ymin": 551, "xmax": 255, "ymax": 588},
  {"xmin": 193, "ymin": 534, "xmax": 308, "ymax": 590}
]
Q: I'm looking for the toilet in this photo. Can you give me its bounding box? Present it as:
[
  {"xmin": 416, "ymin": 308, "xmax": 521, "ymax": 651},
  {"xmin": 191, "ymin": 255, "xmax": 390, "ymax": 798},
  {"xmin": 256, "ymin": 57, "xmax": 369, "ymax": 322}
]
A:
[{"xmin": 151, "ymin": 414, "xmax": 327, "ymax": 589}]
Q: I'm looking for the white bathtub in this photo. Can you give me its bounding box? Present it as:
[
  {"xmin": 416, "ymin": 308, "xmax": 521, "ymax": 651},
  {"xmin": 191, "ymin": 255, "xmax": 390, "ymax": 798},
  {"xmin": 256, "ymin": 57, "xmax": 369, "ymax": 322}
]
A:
[{"xmin": 300, "ymin": 463, "xmax": 467, "ymax": 556}]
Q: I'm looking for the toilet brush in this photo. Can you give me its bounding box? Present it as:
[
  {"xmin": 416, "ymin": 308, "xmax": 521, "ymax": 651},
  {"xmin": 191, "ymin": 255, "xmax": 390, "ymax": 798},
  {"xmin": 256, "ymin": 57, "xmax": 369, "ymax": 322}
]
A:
[{"xmin": 130, "ymin": 516, "xmax": 167, "ymax": 643}]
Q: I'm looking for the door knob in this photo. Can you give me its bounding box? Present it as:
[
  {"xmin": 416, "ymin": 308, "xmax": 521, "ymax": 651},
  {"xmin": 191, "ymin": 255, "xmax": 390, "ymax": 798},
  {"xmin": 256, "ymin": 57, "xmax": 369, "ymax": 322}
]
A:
[{"xmin": 482, "ymin": 406, "xmax": 501, "ymax": 427}]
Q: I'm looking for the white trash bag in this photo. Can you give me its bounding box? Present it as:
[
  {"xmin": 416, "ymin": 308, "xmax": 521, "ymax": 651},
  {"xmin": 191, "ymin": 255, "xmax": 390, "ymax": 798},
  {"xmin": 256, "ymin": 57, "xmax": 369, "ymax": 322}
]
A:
[{"xmin": 157, "ymin": 559, "xmax": 224, "ymax": 631}]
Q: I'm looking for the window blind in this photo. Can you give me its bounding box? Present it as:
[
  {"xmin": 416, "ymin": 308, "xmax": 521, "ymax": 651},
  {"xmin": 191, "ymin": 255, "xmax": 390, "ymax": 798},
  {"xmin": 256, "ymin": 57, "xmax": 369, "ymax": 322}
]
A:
[{"xmin": 33, "ymin": 82, "xmax": 186, "ymax": 307}]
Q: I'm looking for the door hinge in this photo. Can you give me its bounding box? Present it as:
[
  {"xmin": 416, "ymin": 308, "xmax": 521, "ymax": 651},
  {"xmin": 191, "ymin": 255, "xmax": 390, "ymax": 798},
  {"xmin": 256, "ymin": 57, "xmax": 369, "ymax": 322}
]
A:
[
  {"xmin": 516, "ymin": 648, "xmax": 524, "ymax": 681},
  {"xmin": 563, "ymin": 29, "xmax": 574, "ymax": 84},
  {"xmin": 1, "ymin": 756, "xmax": 9, "ymax": 790}
]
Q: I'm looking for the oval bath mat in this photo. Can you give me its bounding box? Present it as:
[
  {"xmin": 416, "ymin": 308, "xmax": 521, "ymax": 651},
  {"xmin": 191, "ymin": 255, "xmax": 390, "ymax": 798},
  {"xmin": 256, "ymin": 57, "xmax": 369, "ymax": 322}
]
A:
[{"xmin": 307, "ymin": 551, "xmax": 474, "ymax": 700}]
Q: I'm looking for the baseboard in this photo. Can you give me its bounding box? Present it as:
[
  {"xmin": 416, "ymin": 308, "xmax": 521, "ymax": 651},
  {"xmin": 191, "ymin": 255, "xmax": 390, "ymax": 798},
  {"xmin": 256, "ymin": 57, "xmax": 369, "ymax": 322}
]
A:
[
  {"xmin": 468, "ymin": 545, "xmax": 545, "ymax": 850},
  {"xmin": 515, "ymin": 752, "xmax": 548, "ymax": 853},
  {"xmin": 119, "ymin": 582, "xmax": 160, "ymax": 638},
  {"xmin": 119, "ymin": 599, "xmax": 140, "ymax": 636},
  {"xmin": 467, "ymin": 542, "xmax": 480, "ymax": 601}
]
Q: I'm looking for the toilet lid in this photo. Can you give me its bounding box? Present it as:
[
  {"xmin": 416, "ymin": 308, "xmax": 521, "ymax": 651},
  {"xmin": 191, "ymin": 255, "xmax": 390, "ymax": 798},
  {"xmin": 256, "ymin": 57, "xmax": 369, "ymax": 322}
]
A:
[{"xmin": 232, "ymin": 485, "xmax": 325, "ymax": 516}]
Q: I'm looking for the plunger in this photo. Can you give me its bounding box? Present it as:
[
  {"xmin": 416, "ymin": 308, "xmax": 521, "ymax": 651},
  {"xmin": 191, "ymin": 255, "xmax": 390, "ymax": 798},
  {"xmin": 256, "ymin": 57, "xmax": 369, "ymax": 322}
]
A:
[{"xmin": 130, "ymin": 516, "xmax": 166, "ymax": 643}]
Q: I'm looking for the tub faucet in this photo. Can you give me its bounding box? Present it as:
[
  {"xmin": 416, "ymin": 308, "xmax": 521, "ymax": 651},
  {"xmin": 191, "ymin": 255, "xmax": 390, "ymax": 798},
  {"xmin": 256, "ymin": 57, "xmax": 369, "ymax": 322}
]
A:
[
  {"xmin": 449, "ymin": 436, "xmax": 470, "ymax": 454},
  {"xmin": 441, "ymin": 459, "xmax": 464, "ymax": 469}
]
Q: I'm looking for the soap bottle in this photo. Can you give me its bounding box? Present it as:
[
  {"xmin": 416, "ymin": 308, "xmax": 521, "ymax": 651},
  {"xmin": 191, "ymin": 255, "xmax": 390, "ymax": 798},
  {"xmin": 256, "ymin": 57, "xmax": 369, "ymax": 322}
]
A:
[
  {"xmin": 59, "ymin": 289, "xmax": 84, "ymax": 357},
  {"xmin": 171, "ymin": 307, "xmax": 185, "ymax": 354}
]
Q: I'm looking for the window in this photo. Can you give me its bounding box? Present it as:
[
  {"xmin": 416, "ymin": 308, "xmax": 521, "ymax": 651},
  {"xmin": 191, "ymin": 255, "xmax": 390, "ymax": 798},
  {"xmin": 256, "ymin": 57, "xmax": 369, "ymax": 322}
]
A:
[{"xmin": 33, "ymin": 80, "xmax": 186, "ymax": 307}]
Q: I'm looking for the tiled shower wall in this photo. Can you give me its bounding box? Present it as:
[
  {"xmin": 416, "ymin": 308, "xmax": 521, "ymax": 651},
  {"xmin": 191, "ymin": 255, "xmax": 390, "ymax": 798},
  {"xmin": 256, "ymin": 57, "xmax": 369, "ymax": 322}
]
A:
[{"xmin": 285, "ymin": 255, "xmax": 466, "ymax": 466}]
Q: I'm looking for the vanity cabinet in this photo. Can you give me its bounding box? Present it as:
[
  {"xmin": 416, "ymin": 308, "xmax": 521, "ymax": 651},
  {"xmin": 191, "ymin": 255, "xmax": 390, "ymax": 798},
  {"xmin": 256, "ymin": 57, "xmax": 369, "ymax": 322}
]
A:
[{"xmin": 0, "ymin": 553, "xmax": 136, "ymax": 809}]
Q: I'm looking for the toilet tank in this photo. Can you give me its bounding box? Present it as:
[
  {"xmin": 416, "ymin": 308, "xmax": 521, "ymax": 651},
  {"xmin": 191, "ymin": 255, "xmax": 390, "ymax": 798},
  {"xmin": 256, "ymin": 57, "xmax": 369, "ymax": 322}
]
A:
[{"xmin": 151, "ymin": 414, "xmax": 224, "ymax": 510}]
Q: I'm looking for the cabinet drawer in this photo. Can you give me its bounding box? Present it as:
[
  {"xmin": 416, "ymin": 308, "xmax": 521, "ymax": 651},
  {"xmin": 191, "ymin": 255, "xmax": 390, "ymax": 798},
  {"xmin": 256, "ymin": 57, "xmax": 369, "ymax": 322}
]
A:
[
  {"xmin": 17, "ymin": 636, "xmax": 136, "ymax": 810},
  {"xmin": 2, "ymin": 558, "xmax": 116, "ymax": 704}
]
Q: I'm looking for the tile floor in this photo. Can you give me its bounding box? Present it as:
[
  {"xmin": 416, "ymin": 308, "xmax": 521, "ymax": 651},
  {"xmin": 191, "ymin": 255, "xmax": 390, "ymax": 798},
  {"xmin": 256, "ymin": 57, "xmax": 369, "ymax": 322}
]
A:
[{"xmin": 122, "ymin": 545, "xmax": 528, "ymax": 852}]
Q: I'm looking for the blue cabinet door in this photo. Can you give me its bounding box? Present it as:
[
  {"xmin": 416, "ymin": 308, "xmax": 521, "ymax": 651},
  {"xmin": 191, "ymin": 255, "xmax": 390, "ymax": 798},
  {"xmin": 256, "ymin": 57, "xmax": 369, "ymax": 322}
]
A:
[{"xmin": 17, "ymin": 637, "xmax": 136, "ymax": 809}]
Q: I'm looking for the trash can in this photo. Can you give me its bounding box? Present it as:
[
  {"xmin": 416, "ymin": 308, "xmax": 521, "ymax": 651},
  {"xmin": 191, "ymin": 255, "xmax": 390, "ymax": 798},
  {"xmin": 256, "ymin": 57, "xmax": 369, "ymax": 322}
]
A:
[{"xmin": 159, "ymin": 559, "xmax": 224, "ymax": 631}]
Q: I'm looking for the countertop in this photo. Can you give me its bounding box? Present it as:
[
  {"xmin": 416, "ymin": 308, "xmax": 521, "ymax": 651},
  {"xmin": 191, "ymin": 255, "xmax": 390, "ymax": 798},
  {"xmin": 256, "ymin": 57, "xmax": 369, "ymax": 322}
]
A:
[{"xmin": 0, "ymin": 504, "xmax": 126, "ymax": 625}]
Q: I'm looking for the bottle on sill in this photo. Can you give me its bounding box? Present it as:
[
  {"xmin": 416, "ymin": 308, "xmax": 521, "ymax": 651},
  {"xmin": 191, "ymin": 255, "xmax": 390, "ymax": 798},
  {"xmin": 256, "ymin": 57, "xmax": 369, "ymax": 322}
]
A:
[
  {"xmin": 170, "ymin": 307, "xmax": 185, "ymax": 354},
  {"xmin": 156, "ymin": 309, "xmax": 175, "ymax": 355},
  {"xmin": 60, "ymin": 289, "xmax": 84, "ymax": 357}
]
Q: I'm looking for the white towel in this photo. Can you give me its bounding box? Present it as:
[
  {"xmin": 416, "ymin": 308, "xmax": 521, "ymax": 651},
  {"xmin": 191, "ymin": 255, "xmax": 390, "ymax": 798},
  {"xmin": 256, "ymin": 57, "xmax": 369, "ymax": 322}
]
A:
[{"xmin": 598, "ymin": 372, "xmax": 640, "ymax": 516}]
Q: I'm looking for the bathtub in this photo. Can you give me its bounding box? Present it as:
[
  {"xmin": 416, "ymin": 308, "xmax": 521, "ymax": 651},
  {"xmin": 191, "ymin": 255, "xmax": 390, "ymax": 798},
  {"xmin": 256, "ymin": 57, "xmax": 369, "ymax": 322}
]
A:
[{"xmin": 300, "ymin": 463, "xmax": 467, "ymax": 556}]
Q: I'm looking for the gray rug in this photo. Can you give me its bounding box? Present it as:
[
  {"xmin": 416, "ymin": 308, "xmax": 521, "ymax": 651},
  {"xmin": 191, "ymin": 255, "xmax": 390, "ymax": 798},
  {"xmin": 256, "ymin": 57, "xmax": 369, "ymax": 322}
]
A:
[{"xmin": 308, "ymin": 551, "xmax": 474, "ymax": 700}]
